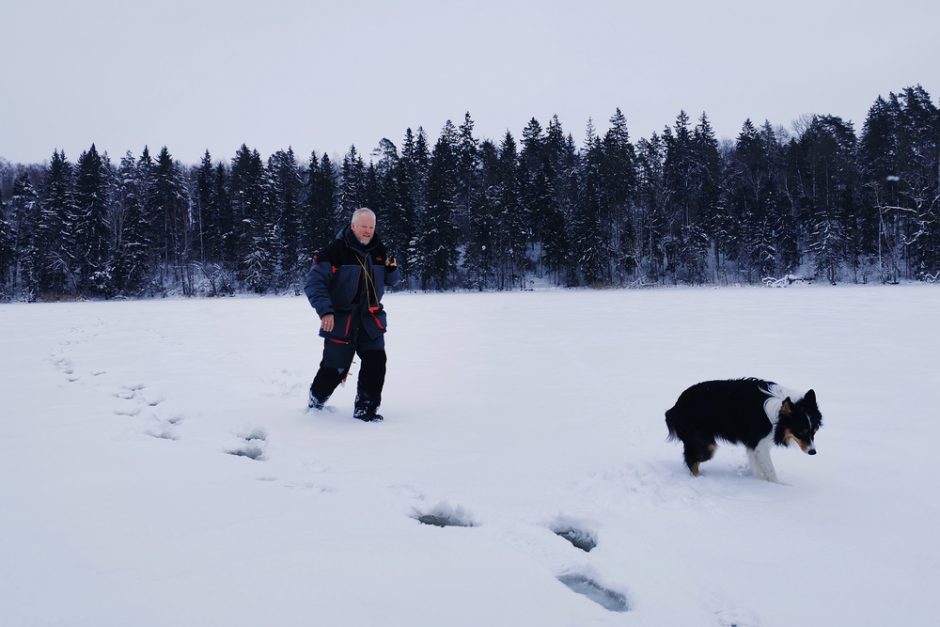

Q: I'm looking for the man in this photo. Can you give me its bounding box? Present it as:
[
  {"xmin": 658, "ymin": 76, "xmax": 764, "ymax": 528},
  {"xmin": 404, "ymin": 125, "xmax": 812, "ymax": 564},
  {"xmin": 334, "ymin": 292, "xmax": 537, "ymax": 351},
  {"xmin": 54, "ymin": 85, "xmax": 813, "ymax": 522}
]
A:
[{"xmin": 304, "ymin": 208, "xmax": 400, "ymax": 421}]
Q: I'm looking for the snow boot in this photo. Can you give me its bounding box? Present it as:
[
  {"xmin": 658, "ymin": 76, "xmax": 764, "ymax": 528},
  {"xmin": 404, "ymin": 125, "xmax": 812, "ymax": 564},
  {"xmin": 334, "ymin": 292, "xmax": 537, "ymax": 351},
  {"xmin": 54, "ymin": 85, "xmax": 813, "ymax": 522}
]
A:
[
  {"xmin": 353, "ymin": 406, "xmax": 384, "ymax": 422},
  {"xmin": 308, "ymin": 385, "xmax": 328, "ymax": 410}
]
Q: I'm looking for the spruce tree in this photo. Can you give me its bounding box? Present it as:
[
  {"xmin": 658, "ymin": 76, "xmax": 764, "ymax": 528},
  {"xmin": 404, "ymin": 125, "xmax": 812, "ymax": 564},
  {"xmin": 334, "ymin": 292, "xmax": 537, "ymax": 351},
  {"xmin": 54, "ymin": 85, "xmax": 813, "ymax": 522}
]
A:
[
  {"xmin": 34, "ymin": 151, "xmax": 77, "ymax": 297},
  {"xmin": 544, "ymin": 118, "xmax": 579, "ymax": 286},
  {"xmin": 340, "ymin": 146, "xmax": 365, "ymax": 216},
  {"xmin": 795, "ymin": 116, "xmax": 858, "ymax": 283},
  {"xmin": 303, "ymin": 152, "xmax": 337, "ymax": 257},
  {"xmin": 194, "ymin": 151, "xmax": 216, "ymax": 264},
  {"xmin": 892, "ymin": 86, "xmax": 939, "ymax": 279},
  {"xmin": 496, "ymin": 131, "xmax": 524, "ymax": 289},
  {"xmin": 601, "ymin": 108, "xmax": 638, "ymax": 282},
  {"xmin": 7, "ymin": 173, "xmax": 39, "ymax": 297},
  {"xmin": 636, "ymin": 134, "xmax": 667, "ymax": 282},
  {"xmin": 572, "ymin": 123, "xmax": 606, "ymax": 286},
  {"xmin": 463, "ymin": 139, "xmax": 500, "ymax": 289},
  {"xmin": 0, "ymin": 195, "xmax": 11, "ymax": 297},
  {"xmin": 388, "ymin": 136, "xmax": 416, "ymax": 281},
  {"xmin": 456, "ymin": 112, "xmax": 479, "ymax": 244},
  {"xmin": 149, "ymin": 147, "xmax": 192, "ymax": 292},
  {"xmin": 859, "ymin": 96, "xmax": 898, "ymax": 282},
  {"xmin": 213, "ymin": 161, "xmax": 233, "ymax": 272},
  {"xmin": 268, "ymin": 148, "xmax": 303, "ymax": 279},
  {"xmin": 111, "ymin": 152, "xmax": 151, "ymax": 295},
  {"xmin": 690, "ymin": 113, "xmax": 721, "ymax": 282},
  {"xmin": 74, "ymin": 144, "xmax": 114, "ymax": 294},
  {"xmin": 416, "ymin": 120, "xmax": 459, "ymax": 289}
]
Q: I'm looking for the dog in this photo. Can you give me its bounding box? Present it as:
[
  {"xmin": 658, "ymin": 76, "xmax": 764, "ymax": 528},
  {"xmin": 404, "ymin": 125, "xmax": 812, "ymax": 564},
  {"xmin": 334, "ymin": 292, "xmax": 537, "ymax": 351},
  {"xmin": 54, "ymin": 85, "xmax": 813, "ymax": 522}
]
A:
[{"xmin": 665, "ymin": 378, "xmax": 822, "ymax": 482}]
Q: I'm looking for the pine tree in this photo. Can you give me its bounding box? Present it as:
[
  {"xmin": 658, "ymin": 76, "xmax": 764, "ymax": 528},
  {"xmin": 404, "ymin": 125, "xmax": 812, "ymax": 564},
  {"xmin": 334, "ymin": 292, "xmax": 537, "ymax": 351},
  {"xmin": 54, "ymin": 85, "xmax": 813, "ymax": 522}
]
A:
[
  {"xmin": 496, "ymin": 131, "xmax": 525, "ymax": 289},
  {"xmin": 111, "ymin": 152, "xmax": 151, "ymax": 295},
  {"xmin": 456, "ymin": 112, "xmax": 479, "ymax": 244},
  {"xmin": 303, "ymin": 152, "xmax": 337, "ymax": 258},
  {"xmin": 572, "ymin": 122, "xmax": 606, "ymax": 286},
  {"xmin": 362, "ymin": 163, "xmax": 382, "ymax": 221},
  {"xmin": 463, "ymin": 139, "xmax": 500, "ymax": 289},
  {"xmin": 662, "ymin": 111, "xmax": 711, "ymax": 283},
  {"xmin": 859, "ymin": 95, "xmax": 899, "ymax": 282},
  {"xmin": 892, "ymin": 86, "xmax": 939, "ymax": 279},
  {"xmin": 404, "ymin": 127, "xmax": 432, "ymax": 283},
  {"xmin": 150, "ymin": 147, "xmax": 192, "ymax": 293},
  {"xmin": 340, "ymin": 145, "xmax": 365, "ymax": 216},
  {"xmin": 0, "ymin": 195, "xmax": 12, "ymax": 297},
  {"xmin": 636, "ymin": 134, "xmax": 667, "ymax": 282},
  {"xmin": 387, "ymin": 135, "xmax": 416, "ymax": 281},
  {"xmin": 690, "ymin": 113, "xmax": 722, "ymax": 282},
  {"xmin": 601, "ymin": 108, "xmax": 638, "ymax": 282},
  {"xmin": 7, "ymin": 173, "xmax": 39, "ymax": 297},
  {"xmin": 230, "ymin": 147, "xmax": 276, "ymax": 292},
  {"xmin": 795, "ymin": 116, "xmax": 859, "ymax": 283},
  {"xmin": 415, "ymin": 120, "xmax": 460, "ymax": 289},
  {"xmin": 543, "ymin": 118, "xmax": 578, "ymax": 285},
  {"xmin": 193, "ymin": 151, "xmax": 216, "ymax": 264},
  {"xmin": 34, "ymin": 151, "xmax": 77, "ymax": 297},
  {"xmin": 369, "ymin": 138, "xmax": 410, "ymax": 279},
  {"xmin": 213, "ymin": 161, "xmax": 233, "ymax": 271},
  {"xmin": 518, "ymin": 117, "xmax": 545, "ymax": 253},
  {"xmin": 268, "ymin": 148, "xmax": 303, "ymax": 280},
  {"xmin": 74, "ymin": 144, "xmax": 114, "ymax": 295}
]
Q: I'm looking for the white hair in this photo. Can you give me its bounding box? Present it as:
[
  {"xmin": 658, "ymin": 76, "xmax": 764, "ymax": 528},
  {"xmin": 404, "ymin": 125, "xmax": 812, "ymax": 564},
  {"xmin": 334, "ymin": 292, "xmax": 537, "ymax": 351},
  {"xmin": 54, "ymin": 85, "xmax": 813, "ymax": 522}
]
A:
[{"xmin": 350, "ymin": 207, "xmax": 376, "ymax": 224}]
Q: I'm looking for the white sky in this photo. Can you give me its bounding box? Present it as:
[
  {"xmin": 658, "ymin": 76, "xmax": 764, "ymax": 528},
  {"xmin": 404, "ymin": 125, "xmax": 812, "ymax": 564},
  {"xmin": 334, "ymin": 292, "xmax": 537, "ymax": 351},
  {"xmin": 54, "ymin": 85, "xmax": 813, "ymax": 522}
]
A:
[{"xmin": 2, "ymin": 0, "xmax": 938, "ymax": 165}]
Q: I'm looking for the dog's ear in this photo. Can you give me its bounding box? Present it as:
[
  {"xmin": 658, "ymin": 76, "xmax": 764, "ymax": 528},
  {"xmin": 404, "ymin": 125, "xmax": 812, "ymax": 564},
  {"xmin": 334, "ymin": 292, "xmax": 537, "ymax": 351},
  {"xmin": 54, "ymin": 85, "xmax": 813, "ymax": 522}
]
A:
[
  {"xmin": 781, "ymin": 397, "xmax": 793, "ymax": 416},
  {"xmin": 805, "ymin": 389, "xmax": 817, "ymax": 407}
]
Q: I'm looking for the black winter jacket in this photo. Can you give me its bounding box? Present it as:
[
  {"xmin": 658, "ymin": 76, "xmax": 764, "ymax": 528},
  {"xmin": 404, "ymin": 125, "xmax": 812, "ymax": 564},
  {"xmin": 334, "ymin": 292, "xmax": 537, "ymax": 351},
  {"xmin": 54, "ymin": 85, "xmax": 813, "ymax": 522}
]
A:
[{"xmin": 304, "ymin": 227, "xmax": 401, "ymax": 341}]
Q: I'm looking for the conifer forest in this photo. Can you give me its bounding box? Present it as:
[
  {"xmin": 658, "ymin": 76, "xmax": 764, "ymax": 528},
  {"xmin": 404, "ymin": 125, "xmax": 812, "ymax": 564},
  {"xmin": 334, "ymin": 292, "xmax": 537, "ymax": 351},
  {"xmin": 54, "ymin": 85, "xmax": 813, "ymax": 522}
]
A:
[{"xmin": 0, "ymin": 85, "xmax": 937, "ymax": 301}]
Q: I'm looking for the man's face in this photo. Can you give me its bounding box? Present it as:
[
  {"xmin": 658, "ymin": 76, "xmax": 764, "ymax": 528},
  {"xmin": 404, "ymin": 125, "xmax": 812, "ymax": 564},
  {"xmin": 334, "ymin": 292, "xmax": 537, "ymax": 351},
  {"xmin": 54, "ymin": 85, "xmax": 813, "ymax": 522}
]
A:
[{"xmin": 351, "ymin": 214, "xmax": 376, "ymax": 245}]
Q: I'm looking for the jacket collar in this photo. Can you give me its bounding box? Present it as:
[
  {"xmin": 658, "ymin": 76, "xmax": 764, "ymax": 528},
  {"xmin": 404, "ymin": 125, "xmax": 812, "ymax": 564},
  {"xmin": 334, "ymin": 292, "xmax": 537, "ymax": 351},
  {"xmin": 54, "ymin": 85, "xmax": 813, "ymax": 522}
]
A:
[{"xmin": 341, "ymin": 225, "xmax": 381, "ymax": 256}]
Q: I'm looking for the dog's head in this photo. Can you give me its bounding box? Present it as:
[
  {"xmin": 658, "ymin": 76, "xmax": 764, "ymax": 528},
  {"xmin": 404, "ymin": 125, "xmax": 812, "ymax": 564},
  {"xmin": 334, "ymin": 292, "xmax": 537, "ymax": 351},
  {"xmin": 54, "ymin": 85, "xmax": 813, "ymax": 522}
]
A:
[{"xmin": 774, "ymin": 389, "xmax": 823, "ymax": 454}]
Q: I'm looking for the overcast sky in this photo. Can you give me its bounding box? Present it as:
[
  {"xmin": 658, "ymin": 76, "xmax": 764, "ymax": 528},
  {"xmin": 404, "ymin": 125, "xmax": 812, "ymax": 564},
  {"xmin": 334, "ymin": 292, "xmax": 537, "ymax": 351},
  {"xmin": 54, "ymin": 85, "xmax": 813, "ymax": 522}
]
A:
[{"xmin": 2, "ymin": 0, "xmax": 938, "ymax": 165}]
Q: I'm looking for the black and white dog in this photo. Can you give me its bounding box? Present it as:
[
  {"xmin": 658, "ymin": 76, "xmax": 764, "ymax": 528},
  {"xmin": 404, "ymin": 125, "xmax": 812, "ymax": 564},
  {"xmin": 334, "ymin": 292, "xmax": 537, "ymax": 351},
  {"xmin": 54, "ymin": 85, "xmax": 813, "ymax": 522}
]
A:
[{"xmin": 665, "ymin": 378, "xmax": 822, "ymax": 482}]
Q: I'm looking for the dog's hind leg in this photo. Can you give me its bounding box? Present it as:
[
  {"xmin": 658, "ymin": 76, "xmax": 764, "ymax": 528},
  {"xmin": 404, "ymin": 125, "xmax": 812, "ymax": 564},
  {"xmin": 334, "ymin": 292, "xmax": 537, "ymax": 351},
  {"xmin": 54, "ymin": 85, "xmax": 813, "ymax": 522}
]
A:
[{"xmin": 683, "ymin": 434, "xmax": 717, "ymax": 477}]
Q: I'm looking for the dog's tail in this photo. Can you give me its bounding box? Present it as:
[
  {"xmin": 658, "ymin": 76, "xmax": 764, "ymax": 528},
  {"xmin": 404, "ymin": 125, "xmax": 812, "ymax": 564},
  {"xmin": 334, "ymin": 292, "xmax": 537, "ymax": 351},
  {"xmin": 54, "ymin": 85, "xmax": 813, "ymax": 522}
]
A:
[{"xmin": 665, "ymin": 406, "xmax": 680, "ymax": 441}]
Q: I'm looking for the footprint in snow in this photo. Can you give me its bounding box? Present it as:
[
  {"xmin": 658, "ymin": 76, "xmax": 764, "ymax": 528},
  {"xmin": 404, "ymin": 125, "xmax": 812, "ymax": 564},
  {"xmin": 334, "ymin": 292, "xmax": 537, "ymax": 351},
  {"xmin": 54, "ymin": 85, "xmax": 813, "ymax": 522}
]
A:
[
  {"xmin": 51, "ymin": 356, "xmax": 78, "ymax": 381},
  {"xmin": 283, "ymin": 481, "xmax": 333, "ymax": 493},
  {"xmin": 146, "ymin": 426, "xmax": 180, "ymax": 440},
  {"xmin": 114, "ymin": 383, "xmax": 145, "ymax": 400},
  {"xmin": 557, "ymin": 573, "xmax": 630, "ymax": 612},
  {"xmin": 145, "ymin": 414, "xmax": 184, "ymax": 440},
  {"xmin": 715, "ymin": 607, "xmax": 760, "ymax": 626},
  {"xmin": 550, "ymin": 516, "xmax": 598, "ymax": 552},
  {"xmin": 144, "ymin": 395, "xmax": 164, "ymax": 407},
  {"xmin": 226, "ymin": 445, "xmax": 265, "ymax": 460},
  {"xmin": 225, "ymin": 428, "xmax": 268, "ymax": 461},
  {"xmin": 412, "ymin": 503, "xmax": 478, "ymax": 528}
]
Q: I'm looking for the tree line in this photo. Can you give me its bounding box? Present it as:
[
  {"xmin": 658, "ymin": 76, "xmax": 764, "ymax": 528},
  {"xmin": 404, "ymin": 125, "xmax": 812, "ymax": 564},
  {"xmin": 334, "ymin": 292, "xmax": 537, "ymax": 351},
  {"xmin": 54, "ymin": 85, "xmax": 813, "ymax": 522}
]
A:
[{"xmin": 0, "ymin": 85, "xmax": 937, "ymax": 301}]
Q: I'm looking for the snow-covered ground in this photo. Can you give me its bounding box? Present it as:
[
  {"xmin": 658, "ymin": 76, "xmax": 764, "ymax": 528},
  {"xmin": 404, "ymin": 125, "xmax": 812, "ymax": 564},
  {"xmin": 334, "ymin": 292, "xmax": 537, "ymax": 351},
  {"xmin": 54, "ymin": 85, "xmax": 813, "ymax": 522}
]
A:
[{"xmin": 2, "ymin": 285, "xmax": 938, "ymax": 626}]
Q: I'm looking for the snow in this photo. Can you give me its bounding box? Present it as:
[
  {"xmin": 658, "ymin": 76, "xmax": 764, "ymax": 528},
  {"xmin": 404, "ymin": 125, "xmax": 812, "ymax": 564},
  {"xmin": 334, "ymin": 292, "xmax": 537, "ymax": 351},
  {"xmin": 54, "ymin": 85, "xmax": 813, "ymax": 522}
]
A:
[{"xmin": 2, "ymin": 285, "xmax": 938, "ymax": 626}]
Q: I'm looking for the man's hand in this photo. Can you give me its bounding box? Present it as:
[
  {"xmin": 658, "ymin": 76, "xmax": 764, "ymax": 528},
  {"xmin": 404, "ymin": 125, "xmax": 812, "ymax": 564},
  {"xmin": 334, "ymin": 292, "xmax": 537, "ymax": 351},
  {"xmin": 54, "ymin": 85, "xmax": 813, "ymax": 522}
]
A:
[
  {"xmin": 321, "ymin": 313, "xmax": 334, "ymax": 332},
  {"xmin": 385, "ymin": 257, "xmax": 397, "ymax": 270}
]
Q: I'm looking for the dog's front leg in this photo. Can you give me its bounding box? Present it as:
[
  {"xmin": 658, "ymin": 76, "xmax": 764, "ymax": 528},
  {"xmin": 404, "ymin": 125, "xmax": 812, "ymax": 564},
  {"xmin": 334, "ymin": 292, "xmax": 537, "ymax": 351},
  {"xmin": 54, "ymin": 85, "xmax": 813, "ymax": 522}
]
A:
[
  {"xmin": 751, "ymin": 437, "xmax": 780, "ymax": 483},
  {"xmin": 746, "ymin": 447, "xmax": 768, "ymax": 480}
]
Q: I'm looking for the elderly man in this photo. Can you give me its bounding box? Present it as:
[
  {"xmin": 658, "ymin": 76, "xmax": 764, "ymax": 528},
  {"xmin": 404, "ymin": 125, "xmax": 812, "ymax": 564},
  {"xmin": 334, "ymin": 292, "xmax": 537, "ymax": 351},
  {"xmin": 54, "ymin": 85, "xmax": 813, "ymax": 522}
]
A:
[{"xmin": 304, "ymin": 208, "xmax": 400, "ymax": 421}]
